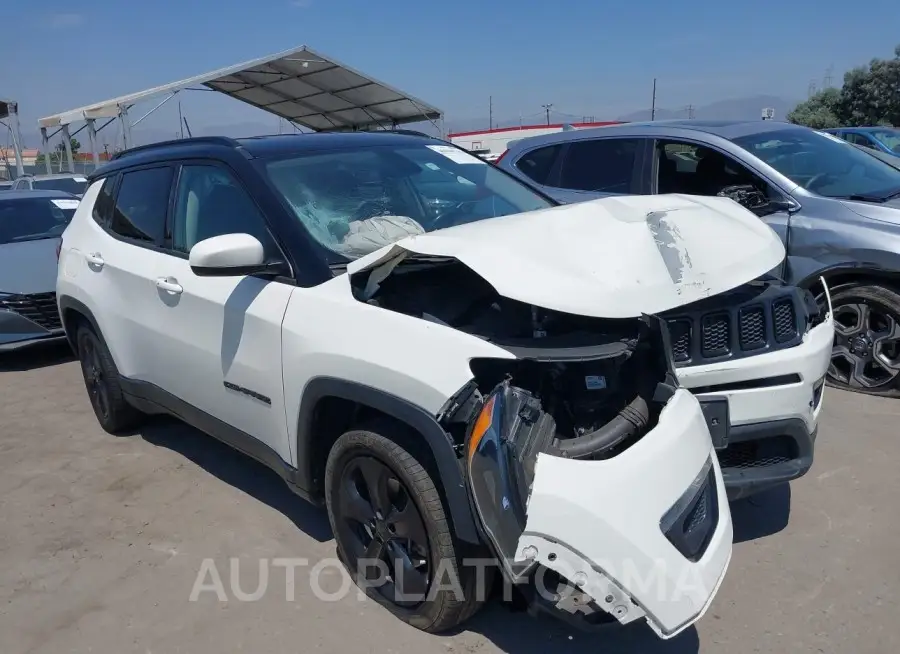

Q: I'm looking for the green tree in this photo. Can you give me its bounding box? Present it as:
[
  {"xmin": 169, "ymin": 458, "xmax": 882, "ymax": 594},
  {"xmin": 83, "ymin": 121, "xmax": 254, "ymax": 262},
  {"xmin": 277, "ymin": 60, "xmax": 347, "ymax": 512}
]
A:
[
  {"xmin": 788, "ymin": 44, "xmax": 900, "ymax": 128},
  {"xmin": 787, "ymin": 87, "xmax": 842, "ymax": 128},
  {"xmin": 55, "ymin": 137, "xmax": 82, "ymax": 157},
  {"xmin": 838, "ymin": 45, "xmax": 900, "ymax": 126}
]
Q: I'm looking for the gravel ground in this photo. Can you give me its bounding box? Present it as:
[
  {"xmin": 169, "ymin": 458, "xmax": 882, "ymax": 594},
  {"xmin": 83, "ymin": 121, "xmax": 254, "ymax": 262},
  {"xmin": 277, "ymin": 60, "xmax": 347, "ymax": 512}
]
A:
[{"xmin": 1, "ymin": 342, "xmax": 897, "ymax": 654}]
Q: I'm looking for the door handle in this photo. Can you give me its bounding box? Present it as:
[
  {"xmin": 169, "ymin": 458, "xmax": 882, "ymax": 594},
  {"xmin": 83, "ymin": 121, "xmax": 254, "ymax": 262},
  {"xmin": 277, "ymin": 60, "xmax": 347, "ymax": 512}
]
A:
[
  {"xmin": 85, "ymin": 252, "xmax": 104, "ymax": 269},
  {"xmin": 155, "ymin": 277, "xmax": 183, "ymax": 295}
]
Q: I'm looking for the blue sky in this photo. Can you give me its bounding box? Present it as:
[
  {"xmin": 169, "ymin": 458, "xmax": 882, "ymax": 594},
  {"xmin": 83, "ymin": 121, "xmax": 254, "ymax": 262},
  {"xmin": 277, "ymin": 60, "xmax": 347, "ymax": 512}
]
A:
[{"xmin": 4, "ymin": 0, "xmax": 900, "ymax": 142}]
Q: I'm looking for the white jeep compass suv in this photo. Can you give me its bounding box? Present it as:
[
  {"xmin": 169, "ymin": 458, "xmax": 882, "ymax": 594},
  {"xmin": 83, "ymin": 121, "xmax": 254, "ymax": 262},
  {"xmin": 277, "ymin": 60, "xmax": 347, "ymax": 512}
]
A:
[{"xmin": 56, "ymin": 133, "xmax": 822, "ymax": 637}]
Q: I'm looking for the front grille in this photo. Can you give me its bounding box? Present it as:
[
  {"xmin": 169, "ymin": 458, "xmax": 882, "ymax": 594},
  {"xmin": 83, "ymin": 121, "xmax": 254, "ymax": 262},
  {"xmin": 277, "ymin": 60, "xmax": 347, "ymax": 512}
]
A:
[
  {"xmin": 773, "ymin": 299, "xmax": 797, "ymax": 343},
  {"xmin": 0, "ymin": 292, "xmax": 62, "ymax": 330},
  {"xmin": 669, "ymin": 319, "xmax": 692, "ymax": 362},
  {"xmin": 664, "ymin": 284, "xmax": 806, "ymax": 367},
  {"xmin": 701, "ymin": 313, "xmax": 730, "ymax": 356},
  {"xmin": 738, "ymin": 306, "xmax": 766, "ymax": 350},
  {"xmin": 717, "ymin": 436, "xmax": 796, "ymax": 470}
]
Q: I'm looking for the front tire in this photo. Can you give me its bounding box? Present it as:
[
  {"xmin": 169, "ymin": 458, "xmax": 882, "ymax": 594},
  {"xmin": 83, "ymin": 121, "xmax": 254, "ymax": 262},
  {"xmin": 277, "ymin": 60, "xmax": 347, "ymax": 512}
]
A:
[
  {"xmin": 827, "ymin": 283, "xmax": 900, "ymax": 397},
  {"xmin": 324, "ymin": 424, "xmax": 483, "ymax": 632},
  {"xmin": 75, "ymin": 325, "xmax": 143, "ymax": 433}
]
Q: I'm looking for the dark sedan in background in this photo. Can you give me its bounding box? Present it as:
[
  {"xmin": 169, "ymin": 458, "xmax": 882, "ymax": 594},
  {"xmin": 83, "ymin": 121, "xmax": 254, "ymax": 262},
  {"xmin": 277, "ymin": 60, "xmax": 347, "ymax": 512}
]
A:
[
  {"xmin": 497, "ymin": 120, "xmax": 900, "ymax": 396},
  {"xmin": 0, "ymin": 190, "xmax": 78, "ymax": 351}
]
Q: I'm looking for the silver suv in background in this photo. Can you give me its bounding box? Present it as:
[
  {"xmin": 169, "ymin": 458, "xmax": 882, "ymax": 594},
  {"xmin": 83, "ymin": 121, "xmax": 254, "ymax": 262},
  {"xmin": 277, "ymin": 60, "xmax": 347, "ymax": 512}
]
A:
[{"xmin": 497, "ymin": 120, "xmax": 900, "ymax": 397}]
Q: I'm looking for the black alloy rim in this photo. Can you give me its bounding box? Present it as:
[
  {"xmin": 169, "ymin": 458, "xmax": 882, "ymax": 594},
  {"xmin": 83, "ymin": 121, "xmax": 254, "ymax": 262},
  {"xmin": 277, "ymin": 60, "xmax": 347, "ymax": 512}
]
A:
[
  {"xmin": 335, "ymin": 456, "xmax": 431, "ymax": 607},
  {"xmin": 829, "ymin": 300, "xmax": 900, "ymax": 389},
  {"xmin": 80, "ymin": 337, "xmax": 111, "ymax": 419}
]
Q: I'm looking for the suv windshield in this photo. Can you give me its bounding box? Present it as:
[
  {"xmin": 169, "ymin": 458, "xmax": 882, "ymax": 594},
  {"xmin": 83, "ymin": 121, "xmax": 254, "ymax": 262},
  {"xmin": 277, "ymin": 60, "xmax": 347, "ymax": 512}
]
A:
[
  {"xmin": 0, "ymin": 197, "xmax": 76, "ymax": 244},
  {"xmin": 263, "ymin": 142, "xmax": 553, "ymax": 261},
  {"xmin": 733, "ymin": 128, "xmax": 900, "ymax": 200},
  {"xmin": 33, "ymin": 177, "xmax": 88, "ymax": 195}
]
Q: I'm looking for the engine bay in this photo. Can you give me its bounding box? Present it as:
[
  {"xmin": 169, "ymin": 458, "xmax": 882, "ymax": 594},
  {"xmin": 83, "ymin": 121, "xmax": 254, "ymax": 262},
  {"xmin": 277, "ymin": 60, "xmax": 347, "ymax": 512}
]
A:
[{"xmin": 353, "ymin": 256, "xmax": 677, "ymax": 463}]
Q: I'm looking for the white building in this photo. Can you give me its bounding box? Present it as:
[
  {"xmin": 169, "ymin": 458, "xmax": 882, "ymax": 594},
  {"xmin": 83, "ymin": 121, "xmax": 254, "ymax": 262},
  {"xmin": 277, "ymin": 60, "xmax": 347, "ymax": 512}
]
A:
[{"xmin": 449, "ymin": 121, "xmax": 623, "ymax": 157}]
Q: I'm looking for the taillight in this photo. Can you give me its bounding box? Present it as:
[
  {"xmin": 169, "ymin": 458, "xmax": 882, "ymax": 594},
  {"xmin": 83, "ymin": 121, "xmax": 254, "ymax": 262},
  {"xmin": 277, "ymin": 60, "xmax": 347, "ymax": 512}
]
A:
[
  {"xmin": 493, "ymin": 150, "xmax": 508, "ymax": 165},
  {"xmin": 55, "ymin": 240, "xmax": 62, "ymax": 261}
]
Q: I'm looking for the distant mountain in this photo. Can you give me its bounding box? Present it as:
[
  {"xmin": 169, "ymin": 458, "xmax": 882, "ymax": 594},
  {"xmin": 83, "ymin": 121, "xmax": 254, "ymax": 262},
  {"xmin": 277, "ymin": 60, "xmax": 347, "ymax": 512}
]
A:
[
  {"xmin": 445, "ymin": 95, "xmax": 801, "ymax": 135},
  {"xmin": 11, "ymin": 95, "xmax": 802, "ymax": 152},
  {"xmin": 616, "ymin": 95, "xmax": 799, "ymax": 122}
]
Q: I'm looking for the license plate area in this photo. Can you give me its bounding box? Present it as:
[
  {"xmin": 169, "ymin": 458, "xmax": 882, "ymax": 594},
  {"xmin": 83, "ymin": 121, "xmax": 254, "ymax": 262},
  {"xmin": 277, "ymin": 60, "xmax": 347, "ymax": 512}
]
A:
[{"xmin": 699, "ymin": 396, "xmax": 730, "ymax": 450}]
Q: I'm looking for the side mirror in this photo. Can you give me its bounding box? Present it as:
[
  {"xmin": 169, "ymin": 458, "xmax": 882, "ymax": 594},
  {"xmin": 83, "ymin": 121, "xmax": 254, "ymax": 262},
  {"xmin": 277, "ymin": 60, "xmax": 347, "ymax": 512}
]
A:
[
  {"xmin": 189, "ymin": 233, "xmax": 280, "ymax": 277},
  {"xmin": 718, "ymin": 184, "xmax": 799, "ymax": 216}
]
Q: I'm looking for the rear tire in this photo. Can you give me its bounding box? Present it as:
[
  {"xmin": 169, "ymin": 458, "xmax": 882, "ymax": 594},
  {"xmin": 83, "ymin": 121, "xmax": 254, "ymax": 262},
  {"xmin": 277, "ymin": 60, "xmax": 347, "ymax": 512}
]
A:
[
  {"xmin": 826, "ymin": 283, "xmax": 900, "ymax": 398},
  {"xmin": 324, "ymin": 423, "xmax": 485, "ymax": 632},
  {"xmin": 75, "ymin": 325, "xmax": 143, "ymax": 433}
]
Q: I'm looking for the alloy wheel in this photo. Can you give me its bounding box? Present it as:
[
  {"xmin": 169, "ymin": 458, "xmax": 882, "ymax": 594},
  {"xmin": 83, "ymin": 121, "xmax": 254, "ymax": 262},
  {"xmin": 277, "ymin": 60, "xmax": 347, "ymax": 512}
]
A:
[
  {"xmin": 80, "ymin": 337, "xmax": 111, "ymax": 419},
  {"xmin": 335, "ymin": 455, "xmax": 431, "ymax": 607},
  {"xmin": 829, "ymin": 300, "xmax": 900, "ymax": 389}
]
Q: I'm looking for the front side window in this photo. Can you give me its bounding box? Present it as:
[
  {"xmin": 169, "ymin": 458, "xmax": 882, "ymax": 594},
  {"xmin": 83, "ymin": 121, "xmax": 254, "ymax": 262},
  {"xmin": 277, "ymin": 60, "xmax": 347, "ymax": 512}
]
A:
[
  {"xmin": 109, "ymin": 167, "xmax": 173, "ymax": 244},
  {"xmin": 515, "ymin": 144, "xmax": 562, "ymax": 185},
  {"xmin": 656, "ymin": 140, "xmax": 779, "ymax": 200},
  {"xmin": 263, "ymin": 142, "xmax": 553, "ymax": 262},
  {"xmin": 558, "ymin": 138, "xmax": 640, "ymax": 193},
  {"xmin": 0, "ymin": 197, "xmax": 75, "ymax": 244},
  {"xmin": 733, "ymin": 128, "xmax": 900, "ymax": 199},
  {"xmin": 172, "ymin": 165, "xmax": 274, "ymax": 255}
]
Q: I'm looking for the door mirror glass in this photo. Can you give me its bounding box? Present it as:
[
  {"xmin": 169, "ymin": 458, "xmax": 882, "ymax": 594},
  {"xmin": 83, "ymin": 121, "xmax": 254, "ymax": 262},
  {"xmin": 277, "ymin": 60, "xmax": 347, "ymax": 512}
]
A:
[{"xmin": 189, "ymin": 233, "xmax": 267, "ymax": 276}]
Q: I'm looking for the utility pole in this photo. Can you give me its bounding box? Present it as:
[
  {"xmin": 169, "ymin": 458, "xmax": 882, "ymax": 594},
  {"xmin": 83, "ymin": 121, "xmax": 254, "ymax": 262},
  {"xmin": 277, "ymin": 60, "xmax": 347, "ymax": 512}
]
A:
[
  {"xmin": 178, "ymin": 101, "xmax": 184, "ymax": 139},
  {"xmin": 489, "ymin": 96, "xmax": 493, "ymax": 130},
  {"xmin": 808, "ymin": 79, "xmax": 818, "ymax": 98},
  {"xmin": 542, "ymin": 103, "xmax": 553, "ymax": 125},
  {"xmin": 651, "ymin": 78, "xmax": 657, "ymax": 121},
  {"xmin": 823, "ymin": 64, "xmax": 834, "ymax": 89},
  {"xmin": 685, "ymin": 104, "xmax": 695, "ymax": 119}
]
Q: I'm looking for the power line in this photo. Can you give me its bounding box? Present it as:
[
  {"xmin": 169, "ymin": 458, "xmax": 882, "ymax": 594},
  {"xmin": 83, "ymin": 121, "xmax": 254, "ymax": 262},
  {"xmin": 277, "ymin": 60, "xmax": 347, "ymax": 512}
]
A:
[{"xmin": 541, "ymin": 103, "xmax": 553, "ymax": 125}]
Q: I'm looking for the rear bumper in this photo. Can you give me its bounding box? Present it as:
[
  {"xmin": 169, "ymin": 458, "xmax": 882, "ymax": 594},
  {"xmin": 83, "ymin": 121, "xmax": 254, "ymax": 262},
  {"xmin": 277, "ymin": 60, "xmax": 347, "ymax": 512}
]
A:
[
  {"xmin": 676, "ymin": 316, "xmax": 833, "ymax": 498},
  {"xmin": 514, "ymin": 390, "xmax": 733, "ymax": 639}
]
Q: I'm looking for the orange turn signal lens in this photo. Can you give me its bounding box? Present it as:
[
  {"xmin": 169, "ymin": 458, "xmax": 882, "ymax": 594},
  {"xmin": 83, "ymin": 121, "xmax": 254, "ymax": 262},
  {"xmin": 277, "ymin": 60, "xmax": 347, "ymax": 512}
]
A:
[{"xmin": 467, "ymin": 395, "xmax": 495, "ymax": 463}]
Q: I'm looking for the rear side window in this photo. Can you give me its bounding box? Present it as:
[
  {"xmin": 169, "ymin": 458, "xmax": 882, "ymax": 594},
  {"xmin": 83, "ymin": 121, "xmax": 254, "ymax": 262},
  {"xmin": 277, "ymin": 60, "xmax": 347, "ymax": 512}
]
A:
[
  {"xmin": 515, "ymin": 144, "xmax": 562, "ymax": 184},
  {"xmin": 110, "ymin": 167, "xmax": 173, "ymax": 244},
  {"xmin": 558, "ymin": 138, "xmax": 640, "ymax": 192},
  {"xmin": 92, "ymin": 177, "xmax": 116, "ymax": 226}
]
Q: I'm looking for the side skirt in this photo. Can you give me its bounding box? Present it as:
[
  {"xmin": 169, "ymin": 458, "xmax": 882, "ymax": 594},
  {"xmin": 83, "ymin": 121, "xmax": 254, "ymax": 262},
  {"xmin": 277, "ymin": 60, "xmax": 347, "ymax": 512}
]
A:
[{"xmin": 119, "ymin": 377, "xmax": 317, "ymax": 504}]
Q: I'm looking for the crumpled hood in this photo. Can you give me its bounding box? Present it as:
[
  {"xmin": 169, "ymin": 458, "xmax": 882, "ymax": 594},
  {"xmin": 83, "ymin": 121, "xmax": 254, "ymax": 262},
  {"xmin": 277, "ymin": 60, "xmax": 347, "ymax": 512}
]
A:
[
  {"xmin": 348, "ymin": 194, "xmax": 785, "ymax": 318},
  {"xmin": 0, "ymin": 238, "xmax": 60, "ymax": 295}
]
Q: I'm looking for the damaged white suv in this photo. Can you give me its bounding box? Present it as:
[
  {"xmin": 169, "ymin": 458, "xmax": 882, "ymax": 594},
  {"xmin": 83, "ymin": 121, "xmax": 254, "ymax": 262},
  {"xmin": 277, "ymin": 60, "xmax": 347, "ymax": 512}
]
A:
[{"xmin": 57, "ymin": 133, "xmax": 819, "ymax": 637}]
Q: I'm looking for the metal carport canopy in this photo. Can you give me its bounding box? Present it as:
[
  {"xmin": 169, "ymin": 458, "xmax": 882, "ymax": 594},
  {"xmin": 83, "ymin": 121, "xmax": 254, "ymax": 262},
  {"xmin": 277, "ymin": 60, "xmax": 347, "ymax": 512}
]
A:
[{"xmin": 37, "ymin": 45, "xmax": 443, "ymax": 132}]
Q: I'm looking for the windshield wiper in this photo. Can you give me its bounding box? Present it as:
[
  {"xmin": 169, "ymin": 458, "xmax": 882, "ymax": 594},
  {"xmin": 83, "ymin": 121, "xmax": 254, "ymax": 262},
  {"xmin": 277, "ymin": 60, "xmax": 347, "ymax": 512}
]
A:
[{"xmin": 843, "ymin": 187, "xmax": 900, "ymax": 203}]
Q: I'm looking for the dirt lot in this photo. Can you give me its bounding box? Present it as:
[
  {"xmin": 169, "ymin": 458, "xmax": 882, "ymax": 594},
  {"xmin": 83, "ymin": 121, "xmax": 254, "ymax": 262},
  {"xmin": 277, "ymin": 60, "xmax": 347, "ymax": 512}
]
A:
[{"xmin": 1, "ymin": 342, "xmax": 898, "ymax": 654}]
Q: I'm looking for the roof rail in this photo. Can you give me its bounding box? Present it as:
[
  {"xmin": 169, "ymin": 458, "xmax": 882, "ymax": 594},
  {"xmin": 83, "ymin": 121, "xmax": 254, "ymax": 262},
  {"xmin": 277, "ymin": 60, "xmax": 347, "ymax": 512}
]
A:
[
  {"xmin": 111, "ymin": 136, "xmax": 242, "ymax": 161},
  {"xmin": 388, "ymin": 129, "xmax": 434, "ymax": 138}
]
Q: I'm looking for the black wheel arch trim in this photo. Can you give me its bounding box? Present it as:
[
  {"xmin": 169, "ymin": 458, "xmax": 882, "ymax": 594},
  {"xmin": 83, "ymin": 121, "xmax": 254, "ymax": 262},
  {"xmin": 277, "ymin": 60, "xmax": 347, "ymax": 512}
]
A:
[
  {"xmin": 296, "ymin": 376, "xmax": 481, "ymax": 545},
  {"xmin": 797, "ymin": 263, "xmax": 900, "ymax": 295},
  {"xmin": 58, "ymin": 295, "xmax": 103, "ymax": 350}
]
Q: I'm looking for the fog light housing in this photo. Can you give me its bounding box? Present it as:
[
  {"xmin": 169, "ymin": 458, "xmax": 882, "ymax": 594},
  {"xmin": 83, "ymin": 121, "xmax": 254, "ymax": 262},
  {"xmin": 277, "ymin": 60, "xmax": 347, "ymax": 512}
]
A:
[{"xmin": 660, "ymin": 456, "xmax": 718, "ymax": 562}]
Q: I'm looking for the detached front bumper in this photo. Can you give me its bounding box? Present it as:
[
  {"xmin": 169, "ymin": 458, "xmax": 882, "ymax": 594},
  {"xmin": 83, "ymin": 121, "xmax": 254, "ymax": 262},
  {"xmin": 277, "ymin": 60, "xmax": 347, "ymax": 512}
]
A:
[
  {"xmin": 676, "ymin": 315, "xmax": 834, "ymax": 500},
  {"xmin": 468, "ymin": 387, "xmax": 732, "ymax": 639}
]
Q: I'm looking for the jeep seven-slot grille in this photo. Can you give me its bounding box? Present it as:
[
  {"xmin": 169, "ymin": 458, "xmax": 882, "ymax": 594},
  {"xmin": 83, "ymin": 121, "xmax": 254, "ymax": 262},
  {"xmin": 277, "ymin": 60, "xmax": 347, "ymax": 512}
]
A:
[
  {"xmin": 664, "ymin": 286, "xmax": 806, "ymax": 366},
  {"xmin": 773, "ymin": 299, "xmax": 798, "ymax": 343},
  {"xmin": 0, "ymin": 292, "xmax": 62, "ymax": 330}
]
